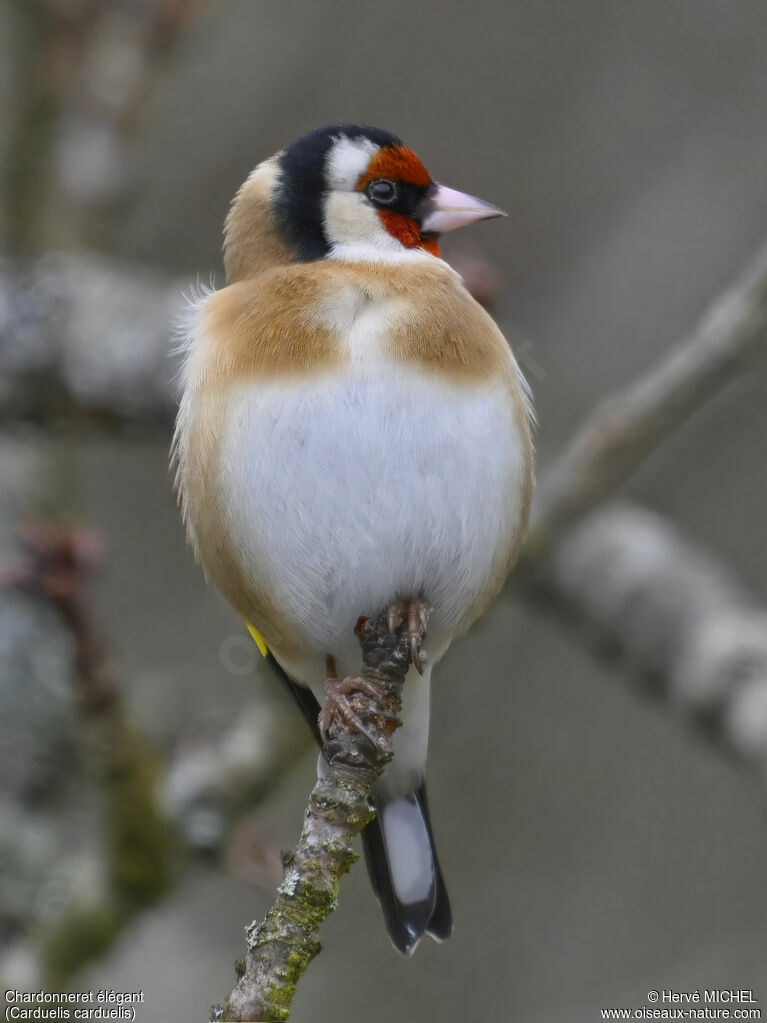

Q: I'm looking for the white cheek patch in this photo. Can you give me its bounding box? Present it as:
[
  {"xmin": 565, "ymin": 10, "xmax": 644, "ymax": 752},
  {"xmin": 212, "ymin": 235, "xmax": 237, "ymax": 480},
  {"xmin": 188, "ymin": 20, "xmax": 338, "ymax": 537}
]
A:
[
  {"xmin": 323, "ymin": 191, "xmax": 403, "ymax": 253},
  {"xmin": 323, "ymin": 189, "xmax": 435, "ymax": 264},
  {"xmin": 325, "ymin": 136, "xmax": 379, "ymax": 190}
]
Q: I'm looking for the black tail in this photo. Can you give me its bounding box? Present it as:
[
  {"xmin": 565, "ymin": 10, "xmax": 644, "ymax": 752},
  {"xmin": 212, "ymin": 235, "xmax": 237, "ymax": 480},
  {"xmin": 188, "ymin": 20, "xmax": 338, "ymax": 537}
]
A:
[
  {"xmin": 270, "ymin": 655, "xmax": 452, "ymax": 953},
  {"xmin": 361, "ymin": 781, "xmax": 452, "ymax": 955}
]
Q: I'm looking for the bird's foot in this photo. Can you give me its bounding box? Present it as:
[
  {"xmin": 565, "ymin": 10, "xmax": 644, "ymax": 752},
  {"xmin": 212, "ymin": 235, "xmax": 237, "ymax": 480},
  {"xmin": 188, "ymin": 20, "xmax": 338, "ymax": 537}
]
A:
[
  {"xmin": 319, "ymin": 674, "xmax": 391, "ymax": 745},
  {"xmin": 387, "ymin": 597, "xmax": 431, "ymax": 674}
]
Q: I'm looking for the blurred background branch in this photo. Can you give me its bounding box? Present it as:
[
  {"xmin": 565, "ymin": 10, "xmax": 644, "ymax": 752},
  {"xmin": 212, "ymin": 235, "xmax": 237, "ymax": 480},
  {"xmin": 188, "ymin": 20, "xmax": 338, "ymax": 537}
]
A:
[
  {"xmin": 523, "ymin": 241, "xmax": 767, "ymax": 566},
  {"xmin": 0, "ymin": 253, "xmax": 182, "ymax": 424},
  {"xmin": 0, "ymin": 517, "xmax": 310, "ymax": 990},
  {"xmin": 0, "ymin": 521, "xmax": 172, "ymax": 988},
  {"xmin": 533, "ymin": 503, "xmax": 767, "ymax": 784},
  {"xmin": 5, "ymin": 0, "xmax": 199, "ymax": 256}
]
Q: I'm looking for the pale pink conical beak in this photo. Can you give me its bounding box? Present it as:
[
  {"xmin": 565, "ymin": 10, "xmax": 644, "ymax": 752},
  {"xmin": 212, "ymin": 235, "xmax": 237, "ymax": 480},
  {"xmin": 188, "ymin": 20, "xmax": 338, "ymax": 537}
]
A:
[{"xmin": 420, "ymin": 183, "xmax": 506, "ymax": 234}]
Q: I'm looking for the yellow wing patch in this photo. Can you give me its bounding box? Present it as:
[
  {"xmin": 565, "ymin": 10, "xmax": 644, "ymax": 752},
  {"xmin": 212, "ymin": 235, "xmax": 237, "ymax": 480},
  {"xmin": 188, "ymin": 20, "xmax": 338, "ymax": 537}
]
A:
[{"xmin": 246, "ymin": 620, "xmax": 268, "ymax": 658}]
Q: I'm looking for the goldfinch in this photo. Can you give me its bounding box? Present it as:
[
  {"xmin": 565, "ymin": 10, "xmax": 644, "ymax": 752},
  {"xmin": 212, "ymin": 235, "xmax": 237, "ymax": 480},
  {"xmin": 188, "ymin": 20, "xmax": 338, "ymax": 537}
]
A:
[{"xmin": 173, "ymin": 124, "xmax": 534, "ymax": 955}]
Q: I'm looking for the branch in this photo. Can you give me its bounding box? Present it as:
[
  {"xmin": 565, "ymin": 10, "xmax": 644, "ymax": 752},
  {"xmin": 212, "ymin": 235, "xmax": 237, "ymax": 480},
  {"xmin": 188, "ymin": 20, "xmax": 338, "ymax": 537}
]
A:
[
  {"xmin": 0, "ymin": 253, "xmax": 182, "ymax": 424},
  {"xmin": 531, "ymin": 503, "xmax": 767, "ymax": 778},
  {"xmin": 523, "ymin": 241, "xmax": 767, "ymax": 566},
  {"xmin": 5, "ymin": 0, "xmax": 199, "ymax": 253},
  {"xmin": 0, "ymin": 523, "xmax": 173, "ymax": 987},
  {"xmin": 216, "ymin": 612, "xmax": 413, "ymax": 1023}
]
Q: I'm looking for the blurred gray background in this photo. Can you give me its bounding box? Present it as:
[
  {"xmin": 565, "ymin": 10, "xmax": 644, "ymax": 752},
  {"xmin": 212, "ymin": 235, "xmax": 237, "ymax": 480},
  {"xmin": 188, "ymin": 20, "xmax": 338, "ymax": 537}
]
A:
[{"xmin": 2, "ymin": 1, "xmax": 767, "ymax": 1020}]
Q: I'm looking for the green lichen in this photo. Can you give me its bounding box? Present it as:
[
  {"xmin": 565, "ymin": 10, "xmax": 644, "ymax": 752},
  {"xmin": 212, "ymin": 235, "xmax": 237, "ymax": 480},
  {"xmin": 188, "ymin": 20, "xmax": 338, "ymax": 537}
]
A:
[
  {"xmin": 259, "ymin": 987, "xmax": 293, "ymax": 1021},
  {"xmin": 274, "ymin": 881, "xmax": 335, "ymax": 936},
  {"xmin": 258, "ymin": 943, "xmax": 321, "ymax": 1022}
]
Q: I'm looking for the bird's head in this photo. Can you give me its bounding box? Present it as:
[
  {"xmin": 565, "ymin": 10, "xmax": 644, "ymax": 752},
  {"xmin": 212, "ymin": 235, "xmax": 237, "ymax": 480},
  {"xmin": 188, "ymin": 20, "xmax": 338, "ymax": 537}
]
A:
[{"xmin": 224, "ymin": 124, "xmax": 505, "ymax": 282}]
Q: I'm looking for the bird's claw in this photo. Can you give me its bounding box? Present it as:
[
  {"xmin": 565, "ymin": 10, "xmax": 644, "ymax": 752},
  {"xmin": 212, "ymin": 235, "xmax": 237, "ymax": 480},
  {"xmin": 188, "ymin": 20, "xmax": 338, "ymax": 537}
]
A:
[
  {"xmin": 323, "ymin": 597, "xmax": 431, "ymax": 742},
  {"xmin": 320, "ymin": 675, "xmax": 390, "ymax": 746},
  {"xmin": 387, "ymin": 597, "xmax": 431, "ymax": 675}
]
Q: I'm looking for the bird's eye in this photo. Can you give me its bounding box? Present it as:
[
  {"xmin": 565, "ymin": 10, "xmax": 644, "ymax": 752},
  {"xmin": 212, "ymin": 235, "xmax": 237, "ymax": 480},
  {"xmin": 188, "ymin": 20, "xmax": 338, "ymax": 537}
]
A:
[{"xmin": 366, "ymin": 179, "xmax": 397, "ymax": 205}]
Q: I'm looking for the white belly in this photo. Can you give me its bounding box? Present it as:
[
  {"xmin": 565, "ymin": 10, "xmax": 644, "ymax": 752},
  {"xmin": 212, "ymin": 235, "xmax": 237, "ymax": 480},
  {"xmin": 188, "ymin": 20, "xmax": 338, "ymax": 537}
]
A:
[{"xmin": 218, "ymin": 365, "xmax": 527, "ymax": 678}]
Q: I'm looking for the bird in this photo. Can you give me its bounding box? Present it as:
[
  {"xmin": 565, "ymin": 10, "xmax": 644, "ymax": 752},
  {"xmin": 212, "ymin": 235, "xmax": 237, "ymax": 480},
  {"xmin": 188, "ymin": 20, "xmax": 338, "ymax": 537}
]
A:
[{"xmin": 172, "ymin": 124, "xmax": 534, "ymax": 955}]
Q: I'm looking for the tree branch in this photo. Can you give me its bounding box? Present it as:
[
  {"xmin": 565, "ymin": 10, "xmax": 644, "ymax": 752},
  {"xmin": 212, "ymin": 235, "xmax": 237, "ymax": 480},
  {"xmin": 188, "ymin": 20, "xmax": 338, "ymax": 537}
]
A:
[
  {"xmin": 4, "ymin": 0, "xmax": 199, "ymax": 254},
  {"xmin": 0, "ymin": 253, "xmax": 182, "ymax": 424},
  {"xmin": 531, "ymin": 502, "xmax": 767, "ymax": 778},
  {"xmin": 215, "ymin": 611, "xmax": 413, "ymax": 1023},
  {"xmin": 523, "ymin": 241, "xmax": 767, "ymax": 566},
  {"xmin": 0, "ymin": 522, "xmax": 173, "ymax": 987}
]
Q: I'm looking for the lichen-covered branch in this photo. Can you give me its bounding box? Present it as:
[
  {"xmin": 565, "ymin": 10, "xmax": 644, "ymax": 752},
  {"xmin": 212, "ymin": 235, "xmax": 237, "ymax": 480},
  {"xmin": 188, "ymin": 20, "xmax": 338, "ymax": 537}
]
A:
[
  {"xmin": 523, "ymin": 241, "xmax": 767, "ymax": 566},
  {"xmin": 531, "ymin": 502, "xmax": 767, "ymax": 778},
  {"xmin": 215, "ymin": 612, "xmax": 413, "ymax": 1023}
]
